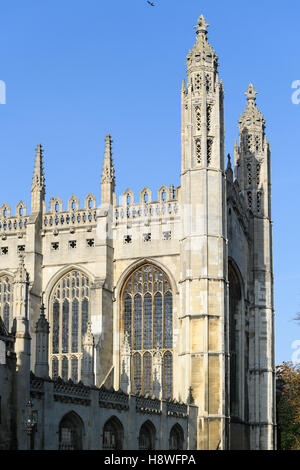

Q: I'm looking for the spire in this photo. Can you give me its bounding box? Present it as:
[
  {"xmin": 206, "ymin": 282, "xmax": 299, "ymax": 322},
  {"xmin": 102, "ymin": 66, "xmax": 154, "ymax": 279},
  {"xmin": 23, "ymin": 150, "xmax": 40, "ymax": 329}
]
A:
[
  {"xmin": 239, "ymin": 84, "xmax": 265, "ymax": 132},
  {"xmin": 186, "ymin": 15, "xmax": 218, "ymax": 72},
  {"xmin": 31, "ymin": 143, "xmax": 45, "ymax": 212},
  {"xmin": 101, "ymin": 134, "xmax": 115, "ymax": 205}
]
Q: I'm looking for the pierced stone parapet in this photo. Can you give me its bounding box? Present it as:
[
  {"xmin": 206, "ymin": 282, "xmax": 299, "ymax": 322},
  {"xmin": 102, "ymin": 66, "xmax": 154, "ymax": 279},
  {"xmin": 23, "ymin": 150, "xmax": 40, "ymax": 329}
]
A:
[
  {"xmin": 30, "ymin": 372, "xmax": 45, "ymax": 398},
  {"xmin": 0, "ymin": 217, "xmax": 28, "ymax": 234},
  {"xmin": 136, "ymin": 395, "xmax": 162, "ymax": 415},
  {"xmin": 43, "ymin": 194, "xmax": 97, "ymax": 230},
  {"xmin": 166, "ymin": 400, "xmax": 188, "ymax": 418},
  {"xmin": 114, "ymin": 201, "xmax": 179, "ymax": 222},
  {"xmin": 53, "ymin": 377, "xmax": 91, "ymax": 405},
  {"xmin": 0, "ymin": 202, "xmax": 28, "ymax": 235},
  {"xmin": 43, "ymin": 209, "xmax": 97, "ymax": 229},
  {"xmin": 98, "ymin": 386, "xmax": 129, "ymax": 410}
]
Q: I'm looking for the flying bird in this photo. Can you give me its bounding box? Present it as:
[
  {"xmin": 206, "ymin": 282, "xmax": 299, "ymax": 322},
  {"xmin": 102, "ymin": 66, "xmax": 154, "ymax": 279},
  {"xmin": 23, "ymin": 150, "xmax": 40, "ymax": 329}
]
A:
[{"xmin": 147, "ymin": 1, "xmax": 155, "ymax": 5}]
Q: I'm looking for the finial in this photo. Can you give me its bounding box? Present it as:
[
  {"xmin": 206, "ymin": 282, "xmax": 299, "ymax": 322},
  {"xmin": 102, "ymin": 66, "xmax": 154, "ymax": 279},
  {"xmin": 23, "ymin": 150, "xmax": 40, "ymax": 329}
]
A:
[
  {"xmin": 101, "ymin": 133, "xmax": 115, "ymax": 197},
  {"xmin": 31, "ymin": 143, "xmax": 45, "ymax": 198},
  {"xmin": 194, "ymin": 15, "xmax": 209, "ymax": 36},
  {"xmin": 245, "ymin": 83, "xmax": 258, "ymax": 104},
  {"xmin": 227, "ymin": 153, "xmax": 232, "ymax": 170},
  {"xmin": 40, "ymin": 292, "xmax": 46, "ymax": 317}
]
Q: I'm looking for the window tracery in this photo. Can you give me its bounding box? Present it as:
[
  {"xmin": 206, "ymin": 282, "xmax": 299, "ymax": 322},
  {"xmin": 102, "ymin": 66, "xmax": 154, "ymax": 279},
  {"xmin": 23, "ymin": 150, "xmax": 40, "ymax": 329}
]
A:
[
  {"xmin": 50, "ymin": 270, "xmax": 90, "ymax": 382},
  {"xmin": 121, "ymin": 264, "xmax": 173, "ymax": 398},
  {"xmin": 0, "ymin": 276, "xmax": 12, "ymax": 331}
]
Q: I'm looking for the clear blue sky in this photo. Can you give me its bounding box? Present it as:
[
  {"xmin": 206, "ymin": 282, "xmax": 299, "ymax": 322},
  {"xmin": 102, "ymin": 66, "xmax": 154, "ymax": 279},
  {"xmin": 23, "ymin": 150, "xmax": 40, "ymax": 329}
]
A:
[{"xmin": 0, "ymin": 0, "xmax": 299, "ymax": 364}]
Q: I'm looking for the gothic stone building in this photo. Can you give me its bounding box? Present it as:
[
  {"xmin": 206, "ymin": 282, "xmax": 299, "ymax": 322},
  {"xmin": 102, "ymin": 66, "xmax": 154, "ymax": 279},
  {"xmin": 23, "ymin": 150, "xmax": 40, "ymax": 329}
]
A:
[{"xmin": 0, "ymin": 16, "xmax": 275, "ymax": 450}]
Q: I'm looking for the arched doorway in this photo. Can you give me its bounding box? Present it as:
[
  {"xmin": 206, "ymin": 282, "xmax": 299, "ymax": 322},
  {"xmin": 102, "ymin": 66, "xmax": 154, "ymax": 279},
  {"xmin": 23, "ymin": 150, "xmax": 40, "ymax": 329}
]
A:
[
  {"xmin": 58, "ymin": 411, "xmax": 84, "ymax": 450},
  {"xmin": 102, "ymin": 416, "xmax": 124, "ymax": 450}
]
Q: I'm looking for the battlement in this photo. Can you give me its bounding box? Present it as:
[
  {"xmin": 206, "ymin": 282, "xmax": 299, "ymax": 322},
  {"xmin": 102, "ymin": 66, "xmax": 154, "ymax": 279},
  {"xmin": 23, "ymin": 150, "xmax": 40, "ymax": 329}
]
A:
[
  {"xmin": 43, "ymin": 194, "xmax": 97, "ymax": 230},
  {"xmin": 114, "ymin": 185, "xmax": 179, "ymax": 222},
  {"xmin": 0, "ymin": 202, "xmax": 28, "ymax": 235}
]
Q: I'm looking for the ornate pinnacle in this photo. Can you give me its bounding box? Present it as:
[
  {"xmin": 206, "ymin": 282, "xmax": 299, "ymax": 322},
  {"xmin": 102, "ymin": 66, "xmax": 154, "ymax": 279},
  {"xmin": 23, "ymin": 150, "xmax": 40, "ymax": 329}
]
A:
[
  {"xmin": 31, "ymin": 143, "xmax": 45, "ymax": 195},
  {"xmin": 194, "ymin": 15, "xmax": 209, "ymax": 37},
  {"xmin": 101, "ymin": 134, "xmax": 115, "ymax": 190},
  {"xmin": 40, "ymin": 292, "xmax": 46, "ymax": 317},
  {"xmin": 239, "ymin": 84, "xmax": 265, "ymax": 131},
  {"xmin": 245, "ymin": 83, "xmax": 258, "ymax": 105},
  {"xmin": 36, "ymin": 295, "xmax": 50, "ymax": 333},
  {"xmin": 15, "ymin": 253, "xmax": 27, "ymax": 283},
  {"xmin": 227, "ymin": 153, "xmax": 232, "ymax": 170},
  {"xmin": 104, "ymin": 134, "xmax": 112, "ymax": 157}
]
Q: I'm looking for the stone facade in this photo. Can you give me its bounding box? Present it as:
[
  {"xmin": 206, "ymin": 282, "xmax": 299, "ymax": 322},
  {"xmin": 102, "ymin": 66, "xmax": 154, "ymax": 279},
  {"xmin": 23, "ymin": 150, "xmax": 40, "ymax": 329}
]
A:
[{"xmin": 0, "ymin": 16, "xmax": 275, "ymax": 450}]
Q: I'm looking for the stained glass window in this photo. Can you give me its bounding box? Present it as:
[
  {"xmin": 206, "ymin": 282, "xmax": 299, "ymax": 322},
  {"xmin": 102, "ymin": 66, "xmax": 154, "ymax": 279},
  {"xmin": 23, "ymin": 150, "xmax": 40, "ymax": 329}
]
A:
[
  {"xmin": 72, "ymin": 299, "xmax": 79, "ymax": 352},
  {"xmin": 0, "ymin": 277, "xmax": 13, "ymax": 332},
  {"xmin": 133, "ymin": 353, "xmax": 142, "ymax": 394},
  {"xmin": 163, "ymin": 351, "xmax": 173, "ymax": 399},
  {"xmin": 164, "ymin": 292, "xmax": 173, "ymax": 348},
  {"xmin": 71, "ymin": 356, "xmax": 78, "ymax": 383},
  {"xmin": 144, "ymin": 294, "xmax": 152, "ymax": 349},
  {"xmin": 52, "ymin": 300, "xmax": 59, "ymax": 354},
  {"xmin": 52, "ymin": 357, "xmax": 59, "ymax": 379},
  {"xmin": 143, "ymin": 352, "xmax": 152, "ymax": 395},
  {"xmin": 154, "ymin": 293, "xmax": 162, "ymax": 348},
  {"xmin": 134, "ymin": 295, "xmax": 142, "ymax": 350},
  {"xmin": 50, "ymin": 270, "xmax": 90, "ymax": 382},
  {"xmin": 121, "ymin": 264, "xmax": 173, "ymax": 397},
  {"xmin": 62, "ymin": 356, "xmax": 68, "ymax": 381},
  {"xmin": 62, "ymin": 300, "xmax": 69, "ymax": 353}
]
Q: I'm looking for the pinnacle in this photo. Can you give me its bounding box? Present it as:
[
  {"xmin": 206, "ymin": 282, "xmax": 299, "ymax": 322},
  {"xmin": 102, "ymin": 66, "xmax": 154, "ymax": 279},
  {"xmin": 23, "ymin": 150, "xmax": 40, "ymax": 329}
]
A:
[
  {"xmin": 194, "ymin": 15, "xmax": 209, "ymax": 37},
  {"xmin": 239, "ymin": 84, "xmax": 265, "ymax": 132},
  {"xmin": 101, "ymin": 133, "xmax": 115, "ymax": 190},
  {"xmin": 227, "ymin": 153, "xmax": 232, "ymax": 170},
  {"xmin": 32, "ymin": 143, "xmax": 45, "ymax": 192},
  {"xmin": 245, "ymin": 83, "xmax": 258, "ymax": 105},
  {"xmin": 187, "ymin": 15, "xmax": 218, "ymax": 72}
]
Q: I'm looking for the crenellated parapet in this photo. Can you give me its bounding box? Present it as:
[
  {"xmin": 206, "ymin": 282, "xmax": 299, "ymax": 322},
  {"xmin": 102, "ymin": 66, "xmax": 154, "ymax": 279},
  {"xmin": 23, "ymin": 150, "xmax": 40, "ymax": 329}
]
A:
[
  {"xmin": 0, "ymin": 202, "xmax": 28, "ymax": 235},
  {"xmin": 42, "ymin": 194, "xmax": 97, "ymax": 231},
  {"xmin": 114, "ymin": 185, "xmax": 179, "ymax": 223}
]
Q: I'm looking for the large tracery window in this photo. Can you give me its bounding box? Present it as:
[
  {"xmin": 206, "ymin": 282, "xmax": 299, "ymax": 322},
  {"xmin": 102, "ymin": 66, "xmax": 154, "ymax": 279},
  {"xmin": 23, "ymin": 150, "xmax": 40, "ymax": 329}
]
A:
[
  {"xmin": 0, "ymin": 276, "xmax": 13, "ymax": 332},
  {"xmin": 50, "ymin": 270, "xmax": 90, "ymax": 382},
  {"xmin": 121, "ymin": 264, "xmax": 173, "ymax": 398}
]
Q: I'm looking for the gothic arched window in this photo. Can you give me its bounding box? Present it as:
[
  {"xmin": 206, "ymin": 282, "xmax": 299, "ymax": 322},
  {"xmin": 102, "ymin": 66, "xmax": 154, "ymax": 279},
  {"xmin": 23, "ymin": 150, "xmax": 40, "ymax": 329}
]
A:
[
  {"xmin": 138, "ymin": 421, "xmax": 156, "ymax": 450},
  {"xmin": 59, "ymin": 412, "xmax": 84, "ymax": 450},
  {"xmin": 169, "ymin": 424, "xmax": 184, "ymax": 450},
  {"xmin": 121, "ymin": 264, "xmax": 173, "ymax": 398},
  {"xmin": 50, "ymin": 270, "xmax": 90, "ymax": 382},
  {"xmin": 0, "ymin": 276, "xmax": 13, "ymax": 332},
  {"xmin": 103, "ymin": 417, "xmax": 124, "ymax": 450}
]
